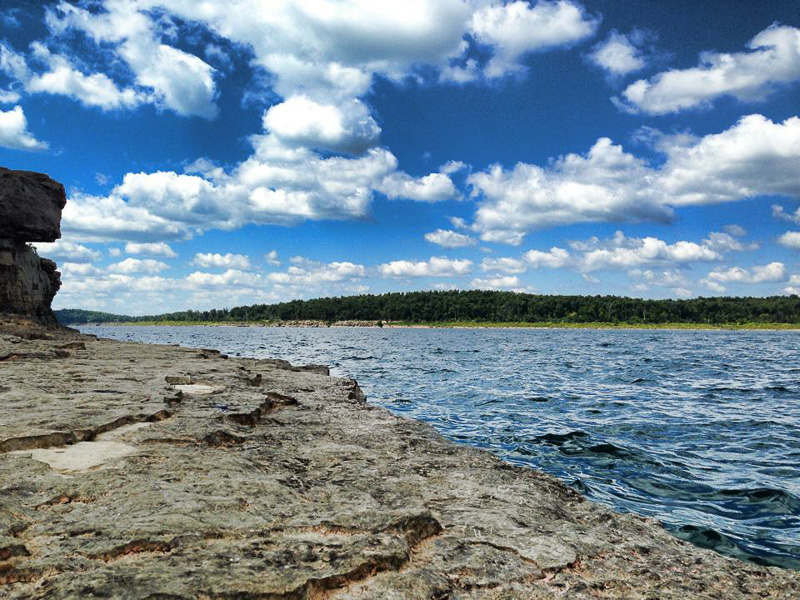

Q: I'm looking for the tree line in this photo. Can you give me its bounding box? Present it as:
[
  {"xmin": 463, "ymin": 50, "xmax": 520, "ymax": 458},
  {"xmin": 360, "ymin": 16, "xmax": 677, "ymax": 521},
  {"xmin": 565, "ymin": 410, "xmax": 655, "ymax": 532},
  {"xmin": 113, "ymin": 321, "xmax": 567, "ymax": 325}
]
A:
[{"xmin": 55, "ymin": 290, "xmax": 800, "ymax": 325}]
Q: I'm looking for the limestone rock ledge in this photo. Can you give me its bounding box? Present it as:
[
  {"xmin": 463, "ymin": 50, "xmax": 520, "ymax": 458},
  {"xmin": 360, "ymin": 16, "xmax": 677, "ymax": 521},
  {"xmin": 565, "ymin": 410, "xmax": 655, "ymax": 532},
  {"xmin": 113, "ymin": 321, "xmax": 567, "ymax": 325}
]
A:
[
  {"xmin": 0, "ymin": 240, "xmax": 61, "ymax": 327},
  {"xmin": 0, "ymin": 167, "xmax": 67, "ymax": 327},
  {"xmin": 0, "ymin": 330, "xmax": 798, "ymax": 599}
]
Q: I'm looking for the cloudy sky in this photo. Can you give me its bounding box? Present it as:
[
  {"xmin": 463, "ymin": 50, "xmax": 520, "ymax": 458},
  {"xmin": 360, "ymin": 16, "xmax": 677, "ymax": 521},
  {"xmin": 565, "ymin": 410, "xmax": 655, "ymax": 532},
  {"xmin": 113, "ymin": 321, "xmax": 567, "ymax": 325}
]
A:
[{"xmin": 1, "ymin": 0, "xmax": 799, "ymax": 314}]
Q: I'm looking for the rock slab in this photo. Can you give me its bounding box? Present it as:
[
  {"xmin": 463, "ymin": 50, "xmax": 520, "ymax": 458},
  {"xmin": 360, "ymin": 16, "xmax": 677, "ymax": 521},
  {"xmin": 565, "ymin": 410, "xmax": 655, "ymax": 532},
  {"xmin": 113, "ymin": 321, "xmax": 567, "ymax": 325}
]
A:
[{"xmin": 0, "ymin": 328, "xmax": 798, "ymax": 599}]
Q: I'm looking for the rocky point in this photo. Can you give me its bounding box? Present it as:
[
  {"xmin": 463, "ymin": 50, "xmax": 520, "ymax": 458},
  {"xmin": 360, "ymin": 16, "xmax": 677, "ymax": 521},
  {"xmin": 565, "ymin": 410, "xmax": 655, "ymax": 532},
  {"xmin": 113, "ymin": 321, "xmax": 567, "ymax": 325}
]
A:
[{"xmin": 0, "ymin": 167, "xmax": 66, "ymax": 328}]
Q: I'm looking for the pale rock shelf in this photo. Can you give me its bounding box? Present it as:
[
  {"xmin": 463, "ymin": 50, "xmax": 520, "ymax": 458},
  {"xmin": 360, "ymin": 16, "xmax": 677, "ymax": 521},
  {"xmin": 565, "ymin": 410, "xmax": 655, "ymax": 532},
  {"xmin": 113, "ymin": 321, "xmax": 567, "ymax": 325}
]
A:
[{"xmin": 0, "ymin": 322, "xmax": 798, "ymax": 599}]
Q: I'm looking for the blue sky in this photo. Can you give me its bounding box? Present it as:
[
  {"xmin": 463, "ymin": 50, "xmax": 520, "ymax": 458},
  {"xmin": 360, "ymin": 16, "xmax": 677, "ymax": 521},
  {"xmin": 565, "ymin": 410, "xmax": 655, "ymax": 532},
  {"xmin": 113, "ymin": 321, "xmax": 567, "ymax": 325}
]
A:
[{"xmin": 1, "ymin": 0, "xmax": 799, "ymax": 314}]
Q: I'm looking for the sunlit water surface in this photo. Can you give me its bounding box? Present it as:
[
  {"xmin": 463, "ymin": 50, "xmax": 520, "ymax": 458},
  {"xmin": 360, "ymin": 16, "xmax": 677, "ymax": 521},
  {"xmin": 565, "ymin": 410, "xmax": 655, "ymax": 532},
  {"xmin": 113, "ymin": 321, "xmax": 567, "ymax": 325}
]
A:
[{"xmin": 82, "ymin": 325, "xmax": 800, "ymax": 569}]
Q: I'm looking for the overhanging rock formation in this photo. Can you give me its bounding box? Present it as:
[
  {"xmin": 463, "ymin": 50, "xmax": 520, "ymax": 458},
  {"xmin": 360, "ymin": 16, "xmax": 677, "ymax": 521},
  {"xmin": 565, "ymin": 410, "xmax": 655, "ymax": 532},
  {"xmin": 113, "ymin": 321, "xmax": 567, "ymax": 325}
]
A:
[{"xmin": 0, "ymin": 168, "xmax": 66, "ymax": 327}]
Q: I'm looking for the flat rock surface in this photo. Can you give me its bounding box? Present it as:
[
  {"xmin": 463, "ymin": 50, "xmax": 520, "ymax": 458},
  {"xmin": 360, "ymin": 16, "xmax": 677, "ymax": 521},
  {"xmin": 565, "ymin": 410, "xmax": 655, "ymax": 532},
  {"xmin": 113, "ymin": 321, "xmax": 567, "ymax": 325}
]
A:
[
  {"xmin": 1, "ymin": 329, "xmax": 798, "ymax": 599},
  {"xmin": 0, "ymin": 167, "xmax": 66, "ymax": 243}
]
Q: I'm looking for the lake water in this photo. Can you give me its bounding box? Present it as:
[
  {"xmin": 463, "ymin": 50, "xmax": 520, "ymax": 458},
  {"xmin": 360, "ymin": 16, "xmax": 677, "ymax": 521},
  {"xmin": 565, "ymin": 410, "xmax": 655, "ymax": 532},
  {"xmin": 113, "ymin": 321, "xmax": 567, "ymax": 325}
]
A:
[{"xmin": 82, "ymin": 325, "xmax": 800, "ymax": 569}]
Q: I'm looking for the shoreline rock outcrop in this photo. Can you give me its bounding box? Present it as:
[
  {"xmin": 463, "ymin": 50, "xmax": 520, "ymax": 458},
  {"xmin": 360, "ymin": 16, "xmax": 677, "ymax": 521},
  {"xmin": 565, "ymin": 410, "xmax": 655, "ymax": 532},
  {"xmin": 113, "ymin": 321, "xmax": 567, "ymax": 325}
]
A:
[
  {"xmin": 1, "ymin": 329, "xmax": 798, "ymax": 598},
  {"xmin": 0, "ymin": 167, "xmax": 66, "ymax": 328}
]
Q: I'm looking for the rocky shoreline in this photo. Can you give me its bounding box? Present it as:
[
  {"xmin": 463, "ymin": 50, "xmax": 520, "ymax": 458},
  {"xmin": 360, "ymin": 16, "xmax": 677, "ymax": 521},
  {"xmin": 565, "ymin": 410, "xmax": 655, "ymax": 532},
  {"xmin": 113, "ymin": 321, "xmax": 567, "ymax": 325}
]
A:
[{"xmin": 1, "ymin": 321, "xmax": 799, "ymax": 598}]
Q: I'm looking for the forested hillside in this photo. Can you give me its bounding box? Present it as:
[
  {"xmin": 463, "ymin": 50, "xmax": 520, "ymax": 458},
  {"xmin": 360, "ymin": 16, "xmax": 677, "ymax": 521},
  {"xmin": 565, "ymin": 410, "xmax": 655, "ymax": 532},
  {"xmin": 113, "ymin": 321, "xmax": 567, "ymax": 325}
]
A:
[{"xmin": 57, "ymin": 291, "xmax": 800, "ymax": 325}]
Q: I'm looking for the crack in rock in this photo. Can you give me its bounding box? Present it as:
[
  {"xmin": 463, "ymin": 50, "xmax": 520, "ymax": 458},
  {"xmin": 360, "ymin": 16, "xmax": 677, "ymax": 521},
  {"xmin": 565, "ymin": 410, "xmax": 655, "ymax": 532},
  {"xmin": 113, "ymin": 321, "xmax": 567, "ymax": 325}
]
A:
[
  {"xmin": 288, "ymin": 514, "xmax": 443, "ymax": 599},
  {"xmin": 465, "ymin": 539, "xmax": 542, "ymax": 566},
  {"xmin": 0, "ymin": 349, "xmax": 70, "ymax": 361},
  {"xmin": 0, "ymin": 430, "xmax": 90, "ymax": 454},
  {"xmin": 35, "ymin": 494, "xmax": 94, "ymax": 510},
  {"xmin": 228, "ymin": 392, "xmax": 299, "ymax": 427},
  {"xmin": 203, "ymin": 430, "xmax": 246, "ymax": 447},
  {"xmin": 0, "ymin": 543, "xmax": 29, "ymax": 561},
  {"xmin": 0, "ymin": 565, "xmax": 44, "ymax": 586},
  {"xmin": 0, "ymin": 410, "xmax": 172, "ymax": 454},
  {"xmin": 90, "ymin": 539, "xmax": 174, "ymax": 562}
]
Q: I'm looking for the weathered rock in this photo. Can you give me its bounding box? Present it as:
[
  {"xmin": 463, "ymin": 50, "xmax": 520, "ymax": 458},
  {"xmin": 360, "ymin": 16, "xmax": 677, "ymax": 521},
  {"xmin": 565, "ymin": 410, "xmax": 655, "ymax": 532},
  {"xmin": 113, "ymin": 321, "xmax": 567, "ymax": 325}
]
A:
[
  {"xmin": 0, "ymin": 168, "xmax": 66, "ymax": 243},
  {"xmin": 0, "ymin": 240, "xmax": 61, "ymax": 326},
  {"xmin": 0, "ymin": 168, "xmax": 66, "ymax": 327},
  {"xmin": 0, "ymin": 331, "xmax": 798, "ymax": 598}
]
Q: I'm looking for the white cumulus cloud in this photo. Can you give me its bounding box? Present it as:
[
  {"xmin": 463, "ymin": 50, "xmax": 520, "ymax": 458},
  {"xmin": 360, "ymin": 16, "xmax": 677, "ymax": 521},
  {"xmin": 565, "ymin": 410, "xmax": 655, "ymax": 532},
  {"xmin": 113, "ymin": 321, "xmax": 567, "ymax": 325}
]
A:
[
  {"xmin": 778, "ymin": 231, "xmax": 800, "ymax": 249},
  {"xmin": 773, "ymin": 205, "xmax": 800, "ymax": 224},
  {"xmin": 47, "ymin": 2, "xmax": 218, "ymax": 118},
  {"xmin": 63, "ymin": 133, "xmax": 458, "ymax": 242},
  {"xmin": 589, "ymin": 30, "xmax": 647, "ymax": 76},
  {"xmin": 424, "ymin": 229, "xmax": 477, "ymax": 248},
  {"xmin": 62, "ymin": 192, "xmax": 190, "ymax": 242},
  {"xmin": 378, "ymin": 171, "xmax": 459, "ymax": 203},
  {"xmin": 34, "ymin": 240, "xmax": 101, "ymax": 263},
  {"xmin": 659, "ymin": 114, "xmax": 800, "ymax": 205},
  {"xmin": 0, "ymin": 89, "xmax": 20, "ymax": 103},
  {"xmin": 480, "ymin": 257, "xmax": 527, "ymax": 274},
  {"xmin": 702, "ymin": 231, "xmax": 757, "ymax": 253},
  {"xmin": 108, "ymin": 257, "xmax": 171, "ymax": 274},
  {"xmin": 11, "ymin": 0, "xmax": 610, "ymax": 243},
  {"xmin": 125, "ymin": 241, "xmax": 177, "ymax": 257},
  {"xmin": 617, "ymin": 25, "xmax": 800, "ymax": 114},
  {"xmin": 264, "ymin": 96, "xmax": 380, "ymax": 154},
  {"xmin": 703, "ymin": 262, "xmax": 787, "ymax": 287},
  {"xmin": 192, "ymin": 253, "xmax": 251, "ymax": 270},
  {"xmin": 186, "ymin": 269, "xmax": 263, "ymax": 288},
  {"xmin": 469, "ymin": 137, "xmax": 668, "ymax": 244},
  {"xmin": 579, "ymin": 233, "xmax": 721, "ymax": 272},
  {"xmin": 265, "ymin": 250, "xmax": 280, "ymax": 266},
  {"xmin": 469, "ymin": 0, "xmax": 598, "ymax": 79},
  {"xmin": 723, "ymin": 224, "xmax": 747, "ymax": 237},
  {"xmin": 59, "ymin": 262, "xmax": 102, "ymax": 277},
  {"xmin": 785, "ymin": 275, "xmax": 800, "ymax": 295},
  {"xmin": 267, "ymin": 258, "xmax": 366, "ymax": 286},
  {"xmin": 18, "ymin": 0, "xmax": 603, "ymax": 124},
  {"xmin": 0, "ymin": 42, "xmax": 143, "ymax": 111},
  {"xmin": 470, "ymin": 275, "xmax": 521, "ymax": 290},
  {"xmin": 524, "ymin": 247, "xmax": 571, "ymax": 269},
  {"xmin": 470, "ymin": 114, "xmax": 800, "ymax": 244},
  {"xmin": 628, "ymin": 268, "xmax": 689, "ymax": 289},
  {"xmin": 440, "ymin": 160, "xmax": 467, "ymax": 175},
  {"xmin": 0, "ymin": 105, "xmax": 47, "ymax": 150},
  {"xmin": 125, "ymin": 42, "xmax": 217, "ymax": 119},
  {"xmin": 510, "ymin": 232, "xmax": 729, "ymax": 274},
  {"xmin": 380, "ymin": 256, "xmax": 472, "ymax": 278}
]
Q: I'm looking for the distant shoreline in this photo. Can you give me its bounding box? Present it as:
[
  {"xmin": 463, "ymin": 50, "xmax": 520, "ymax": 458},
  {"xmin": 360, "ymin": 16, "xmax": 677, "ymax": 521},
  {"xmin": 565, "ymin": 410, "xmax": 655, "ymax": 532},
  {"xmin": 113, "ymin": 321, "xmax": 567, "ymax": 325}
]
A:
[{"xmin": 72, "ymin": 320, "xmax": 800, "ymax": 331}]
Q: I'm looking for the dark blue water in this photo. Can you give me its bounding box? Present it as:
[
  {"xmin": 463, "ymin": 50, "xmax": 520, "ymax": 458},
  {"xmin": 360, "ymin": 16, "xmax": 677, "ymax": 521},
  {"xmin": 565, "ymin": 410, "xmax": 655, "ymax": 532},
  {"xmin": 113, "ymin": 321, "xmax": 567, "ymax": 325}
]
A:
[{"xmin": 82, "ymin": 325, "xmax": 800, "ymax": 569}]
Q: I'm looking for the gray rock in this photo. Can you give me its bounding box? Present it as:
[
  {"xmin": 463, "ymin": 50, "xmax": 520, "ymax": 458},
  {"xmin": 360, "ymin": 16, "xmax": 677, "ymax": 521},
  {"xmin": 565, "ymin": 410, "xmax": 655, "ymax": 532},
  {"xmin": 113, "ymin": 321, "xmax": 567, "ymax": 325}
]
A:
[
  {"xmin": 0, "ymin": 168, "xmax": 66, "ymax": 243},
  {"xmin": 0, "ymin": 168, "xmax": 66, "ymax": 326},
  {"xmin": 0, "ymin": 331, "xmax": 798, "ymax": 598},
  {"xmin": 0, "ymin": 240, "xmax": 61, "ymax": 326}
]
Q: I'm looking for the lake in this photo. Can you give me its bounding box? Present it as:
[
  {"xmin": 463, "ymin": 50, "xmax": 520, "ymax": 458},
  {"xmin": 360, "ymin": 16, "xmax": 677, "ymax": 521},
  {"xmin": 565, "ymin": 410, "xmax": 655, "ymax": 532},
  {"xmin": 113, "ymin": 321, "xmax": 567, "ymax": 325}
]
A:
[{"xmin": 81, "ymin": 325, "xmax": 800, "ymax": 569}]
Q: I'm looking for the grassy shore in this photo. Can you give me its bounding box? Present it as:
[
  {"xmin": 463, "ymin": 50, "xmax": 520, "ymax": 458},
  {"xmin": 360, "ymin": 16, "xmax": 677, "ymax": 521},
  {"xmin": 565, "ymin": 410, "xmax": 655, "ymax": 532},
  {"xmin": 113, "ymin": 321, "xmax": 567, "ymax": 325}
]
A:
[{"xmin": 76, "ymin": 319, "xmax": 800, "ymax": 330}]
